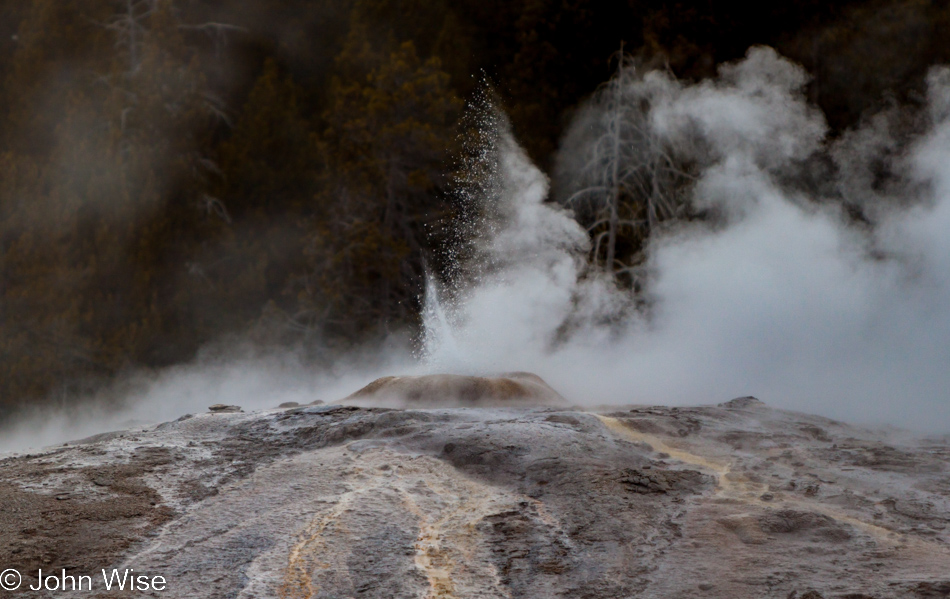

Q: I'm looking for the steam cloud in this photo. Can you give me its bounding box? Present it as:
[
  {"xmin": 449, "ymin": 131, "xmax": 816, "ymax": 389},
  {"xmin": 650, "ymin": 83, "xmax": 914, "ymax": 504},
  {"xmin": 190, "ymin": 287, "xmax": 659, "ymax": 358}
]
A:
[
  {"xmin": 3, "ymin": 46, "xmax": 948, "ymax": 452},
  {"xmin": 423, "ymin": 47, "xmax": 950, "ymax": 430}
]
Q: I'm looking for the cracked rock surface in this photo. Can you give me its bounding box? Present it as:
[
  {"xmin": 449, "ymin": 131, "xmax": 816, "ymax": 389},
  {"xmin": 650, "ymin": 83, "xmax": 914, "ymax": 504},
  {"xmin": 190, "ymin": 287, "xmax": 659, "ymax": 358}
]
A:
[{"xmin": 1, "ymin": 398, "xmax": 949, "ymax": 598}]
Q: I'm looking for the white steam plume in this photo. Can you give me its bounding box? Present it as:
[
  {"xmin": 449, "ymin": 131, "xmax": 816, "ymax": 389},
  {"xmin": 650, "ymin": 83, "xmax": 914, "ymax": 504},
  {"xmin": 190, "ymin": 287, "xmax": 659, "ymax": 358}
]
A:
[
  {"xmin": 424, "ymin": 47, "xmax": 950, "ymax": 430},
  {"xmin": 5, "ymin": 46, "xmax": 949, "ymax": 453}
]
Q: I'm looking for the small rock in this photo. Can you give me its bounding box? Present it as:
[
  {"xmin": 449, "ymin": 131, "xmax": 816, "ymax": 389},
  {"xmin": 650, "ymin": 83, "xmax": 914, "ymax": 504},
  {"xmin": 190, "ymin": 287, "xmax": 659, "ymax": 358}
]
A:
[
  {"xmin": 761, "ymin": 492, "xmax": 775, "ymax": 501},
  {"xmin": 620, "ymin": 469, "xmax": 671, "ymax": 494},
  {"xmin": 309, "ymin": 399, "xmax": 325, "ymax": 406},
  {"xmin": 290, "ymin": 404, "xmax": 359, "ymax": 416},
  {"xmin": 278, "ymin": 402, "xmax": 300, "ymax": 408},
  {"xmin": 208, "ymin": 404, "xmax": 243, "ymax": 413}
]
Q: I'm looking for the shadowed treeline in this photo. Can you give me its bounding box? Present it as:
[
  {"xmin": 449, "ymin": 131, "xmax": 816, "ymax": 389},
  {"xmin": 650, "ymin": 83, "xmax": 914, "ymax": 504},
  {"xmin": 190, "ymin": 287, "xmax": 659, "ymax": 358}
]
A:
[{"xmin": 2, "ymin": 0, "xmax": 949, "ymax": 414}]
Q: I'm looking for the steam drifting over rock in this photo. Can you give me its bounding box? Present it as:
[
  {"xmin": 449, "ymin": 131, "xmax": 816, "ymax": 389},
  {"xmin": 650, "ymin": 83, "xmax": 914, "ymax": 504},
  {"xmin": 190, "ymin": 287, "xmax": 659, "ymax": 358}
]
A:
[{"xmin": 344, "ymin": 372, "xmax": 569, "ymax": 407}]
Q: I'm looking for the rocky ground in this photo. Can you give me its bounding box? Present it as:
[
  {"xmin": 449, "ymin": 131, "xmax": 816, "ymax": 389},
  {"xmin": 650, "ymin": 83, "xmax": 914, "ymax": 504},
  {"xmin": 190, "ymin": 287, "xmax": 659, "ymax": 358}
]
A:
[{"xmin": 1, "ymin": 394, "xmax": 949, "ymax": 598}]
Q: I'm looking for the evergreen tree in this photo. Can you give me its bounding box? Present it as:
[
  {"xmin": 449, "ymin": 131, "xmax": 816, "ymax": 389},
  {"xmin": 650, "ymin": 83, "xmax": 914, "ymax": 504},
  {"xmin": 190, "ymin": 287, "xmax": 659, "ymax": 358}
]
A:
[{"xmin": 305, "ymin": 39, "xmax": 461, "ymax": 339}]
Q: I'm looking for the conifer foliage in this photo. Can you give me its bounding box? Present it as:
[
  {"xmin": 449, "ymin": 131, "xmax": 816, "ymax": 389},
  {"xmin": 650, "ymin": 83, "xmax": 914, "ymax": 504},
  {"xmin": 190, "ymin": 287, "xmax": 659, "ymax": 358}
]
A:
[{"xmin": 1, "ymin": 0, "xmax": 946, "ymax": 411}]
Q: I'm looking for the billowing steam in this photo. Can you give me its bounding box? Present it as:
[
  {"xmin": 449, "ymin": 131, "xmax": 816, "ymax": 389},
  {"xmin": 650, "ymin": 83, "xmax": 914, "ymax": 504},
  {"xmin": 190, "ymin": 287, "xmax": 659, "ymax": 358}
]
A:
[
  {"xmin": 3, "ymin": 46, "xmax": 948, "ymax": 453},
  {"xmin": 423, "ymin": 47, "xmax": 950, "ymax": 430}
]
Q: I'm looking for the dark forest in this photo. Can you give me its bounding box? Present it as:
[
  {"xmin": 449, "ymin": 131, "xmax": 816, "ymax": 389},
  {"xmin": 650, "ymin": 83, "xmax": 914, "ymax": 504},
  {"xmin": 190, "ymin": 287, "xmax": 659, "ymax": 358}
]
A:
[{"xmin": 2, "ymin": 0, "xmax": 948, "ymax": 414}]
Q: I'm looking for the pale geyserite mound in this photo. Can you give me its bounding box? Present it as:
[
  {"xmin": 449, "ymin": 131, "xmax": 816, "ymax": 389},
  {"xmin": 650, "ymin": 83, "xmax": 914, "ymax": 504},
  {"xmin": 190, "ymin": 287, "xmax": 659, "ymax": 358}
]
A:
[
  {"xmin": 343, "ymin": 371, "xmax": 569, "ymax": 407},
  {"xmin": 2, "ymin": 397, "xmax": 949, "ymax": 598}
]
